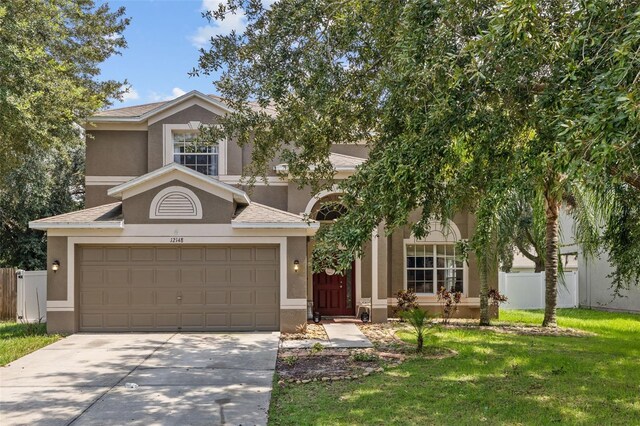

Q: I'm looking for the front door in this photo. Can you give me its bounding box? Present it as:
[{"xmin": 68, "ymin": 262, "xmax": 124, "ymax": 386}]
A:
[{"xmin": 313, "ymin": 262, "xmax": 355, "ymax": 316}]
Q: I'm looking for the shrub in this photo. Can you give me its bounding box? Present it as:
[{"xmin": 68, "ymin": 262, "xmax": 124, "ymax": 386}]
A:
[
  {"xmin": 351, "ymin": 351, "xmax": 379, "ymax": 362},
  {"xmin": 488, "ymin": 288, "xmax": 508, "ymax": 307},
  {"xmin": 282, "ymin": 355, "xmax": 298, "ymax": 366},
  {"xmin": 395, "ymin": 289, "xmax": 419, "ymax": 315},
  {"xmin": 400, "ymin": 308, "xmax": 432, "ymax": 352},
  {"xmin": 436, "ymin": 287, "xmax": 462, "ymax": 324},
  {"xmin": 311, "ymin": 342, "xmax": 324, "ymax": 353}
]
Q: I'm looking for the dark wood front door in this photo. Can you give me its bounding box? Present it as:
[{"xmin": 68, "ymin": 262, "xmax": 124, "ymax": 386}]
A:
[{"xmin": 313, "ymin": 262, "xmax": 355, "ymax": 316}]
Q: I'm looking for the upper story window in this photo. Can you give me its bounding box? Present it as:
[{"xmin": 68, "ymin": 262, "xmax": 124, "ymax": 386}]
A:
[{"xmin": 172, "ymin": 131, "xmax": 218, "ymax": 176}]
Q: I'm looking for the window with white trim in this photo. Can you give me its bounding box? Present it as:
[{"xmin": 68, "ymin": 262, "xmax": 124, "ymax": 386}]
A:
[
  {"xmin": 172, "ymin": 131, "xmax": 218, "ymax": 176},
  {"xmin": 406, "ymin": 244, "xmax": 463, "ymax": 294}
]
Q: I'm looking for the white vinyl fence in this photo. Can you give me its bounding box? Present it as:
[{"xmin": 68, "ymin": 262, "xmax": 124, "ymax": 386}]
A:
[
  {"xmin": 16, "ymin": 270, "xmax": 47, "ymax": 322},
  {"xmin": 498, "ymin": 271, "xmax": 578, "ymax": 310}
]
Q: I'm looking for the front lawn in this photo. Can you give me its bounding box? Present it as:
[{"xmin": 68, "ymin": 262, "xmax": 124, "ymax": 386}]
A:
[
  {"xmin": 0, "ymin": 322, "xmax": 61, "ymax": 366},
  {"xmin": 269, "ymin": 309, "xmax": 640, "ymax": 425}
]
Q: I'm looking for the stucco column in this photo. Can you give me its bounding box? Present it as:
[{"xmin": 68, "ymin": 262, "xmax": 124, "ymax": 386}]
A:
[{"xmin": 371, "ymin": 225, "xmax": 388, "ymax": 323}]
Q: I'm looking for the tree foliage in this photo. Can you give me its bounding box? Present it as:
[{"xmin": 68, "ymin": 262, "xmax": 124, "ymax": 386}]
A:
[
  {"xmin": 0, "ymin": 144, "xmax": 84, "ymax": 270},
  {"xmin": 0, "ymin": 0, "xmax": 130, "ymax": 175},
  {"xmin": 194, "ymin": 0, "xmax": 640, "ymax": 325}
]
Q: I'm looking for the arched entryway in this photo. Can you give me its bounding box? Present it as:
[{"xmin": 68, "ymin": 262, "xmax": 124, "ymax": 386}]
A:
[{"xmin": 308, "ymin": 193, "xmax": 356, "ymax": 317}]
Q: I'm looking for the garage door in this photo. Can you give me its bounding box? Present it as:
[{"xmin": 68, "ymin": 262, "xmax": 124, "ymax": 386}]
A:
[{"xmin": 77, "ymin": 245, "xmax": 279, "ymax": 331}]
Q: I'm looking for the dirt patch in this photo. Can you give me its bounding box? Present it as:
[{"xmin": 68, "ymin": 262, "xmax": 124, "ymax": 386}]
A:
[
  {"xmin": 277, "ymin": 348, "xmax": 399, "ymax": 383},
  {"xmin": 439, "ymin": 319, "xmax": 595, "ymax": 337},
  {"xmin": 280, "ymin": 323, "xmax": 328, "ymax": 341}
]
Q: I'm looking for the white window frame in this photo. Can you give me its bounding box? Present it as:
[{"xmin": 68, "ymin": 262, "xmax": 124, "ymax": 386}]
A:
[
  {"xmin": 163, "ymin": 123, "xmax": 227, "ymax": 176},
  {"xmin": 403, "ymin": 220, "xmax": 468, "ymax": 297}
]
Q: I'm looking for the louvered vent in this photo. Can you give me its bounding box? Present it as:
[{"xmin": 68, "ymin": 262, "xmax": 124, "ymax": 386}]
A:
[
  {"xmin": 149, "ymin": 186, "xmax": 203, "ymax": 219},
  {"xmin": 156, "ymin": 192, "xmax": 197, "ymax": 217}
]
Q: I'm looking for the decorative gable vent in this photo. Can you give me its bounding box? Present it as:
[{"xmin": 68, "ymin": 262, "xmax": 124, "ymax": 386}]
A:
[{"xmin": 149, "ymin": 186, "xmax": 203, "ymax": 219}]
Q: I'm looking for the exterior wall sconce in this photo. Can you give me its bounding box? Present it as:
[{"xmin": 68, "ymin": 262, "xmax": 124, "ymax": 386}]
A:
[
  {"xmin": 293, "ymin": 260, "xmax": 300, "ymax": 272},
  {"xmin": 325, "ymin": 268, "xmax": 336, "ymax": 276},
  {"xmin": 51, "ymin": 260, "xmax": 60, "ymax": 273}
]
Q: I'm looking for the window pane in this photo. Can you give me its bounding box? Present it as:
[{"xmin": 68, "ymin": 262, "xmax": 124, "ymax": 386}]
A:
[
  {"xmin": 436, "ymin": 245, "xmax": 446, "ymax": 256},
  {"xmin": 416, "ymin": 270, "xmax": 424, "ymax": 282},
  {"xmin": 407, "ymin": 257, "xmax": 415, "ymax": 268},
  {"xmin": 425, "ymin": 256, "xmax": 434, "ymax": 268},
  {"xmin": 407, "ymin": 270, "xmax": 415, "ymax": 281},
  {"xmin": 454, "ymin": 269, "xmax": 464, "ymax": 292},
  {"xmin": 416, "ymin": 256, "xmax": 425, "ymax": 268}
]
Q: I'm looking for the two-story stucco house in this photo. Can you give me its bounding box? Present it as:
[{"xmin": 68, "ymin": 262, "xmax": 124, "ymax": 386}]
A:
[{"xmin": 30, "ymin": 90, "xmax": 493, "ymax": 334}]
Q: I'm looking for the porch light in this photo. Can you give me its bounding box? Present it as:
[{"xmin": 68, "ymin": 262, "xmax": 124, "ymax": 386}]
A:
[
  {"xmin": 293, "ymin": 260, "xmax": 300, "ymax": 272},
  {"xmin": 325, "ymin": 268, "xmax": 336, "ymax": 276},
  {"xmin": 51, "ymin": 260, "xmax": 60, "ymax": 272}
]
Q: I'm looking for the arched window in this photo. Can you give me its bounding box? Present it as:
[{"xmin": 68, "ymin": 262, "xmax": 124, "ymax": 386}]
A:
[
  {"xmin": 315, "ymin": 203, "xmax": 347, "ymax": 221},
  {"xmin": 149, "ymin": 186, "xmax": 203, "ymax": 219}
]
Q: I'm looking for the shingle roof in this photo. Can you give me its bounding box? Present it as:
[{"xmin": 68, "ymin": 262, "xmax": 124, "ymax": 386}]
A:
[
  {"xmin": 327, "ymin": 153, "xmax": 366, "ymax": 169},
  {"xmin": 274, "ymin": 152, "xmax": 366, "ymax": 173},
  {"xmin": 233, "ymin": 202, "xmax": 315, "ymax": 225},
  {"xmin": 93, "ymin": 94, "xmax": 276, "ymax": 118},
  {"xmin": 29, "ymin": 203, "xmax": 123, "ymax": 229}
]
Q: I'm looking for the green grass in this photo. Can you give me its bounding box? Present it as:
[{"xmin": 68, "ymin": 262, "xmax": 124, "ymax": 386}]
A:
[
  {"xmin": 0, "ymin": 322, "xmax": 61, "ymax": 366},
  {"xmin": 269, "ymin": 309, "xmax": 640, "ymax": 425}
]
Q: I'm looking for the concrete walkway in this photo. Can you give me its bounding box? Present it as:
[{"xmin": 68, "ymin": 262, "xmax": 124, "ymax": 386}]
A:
[
  {"xmin": 281, "ymin": 323, "xmax": 372, "ymax": 349},
  {"xmin": 0, "ymin": 332, "xmax": 279, "ymax": 426}
]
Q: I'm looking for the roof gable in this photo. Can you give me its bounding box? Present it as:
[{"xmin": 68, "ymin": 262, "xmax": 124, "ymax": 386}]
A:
[
  {"xmin": 89, "ymin": 91, "xmax": 233, "ymax": 124},
  {"xmin": 107, "ymin": 163, "xmax": 250, "ymax": 204}
]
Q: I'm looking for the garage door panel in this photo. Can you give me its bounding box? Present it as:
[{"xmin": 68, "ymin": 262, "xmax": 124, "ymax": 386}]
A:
[
  {"xmin": 131, "ymin": 289, "xmax": 155, "ymax": 305},
  {"xmin": 230, "ymin": 290, "xmax": 253, "ymax": 305},
  {"xmin": 156, "ymin": 248, "xmax": 179, "ymax": 261},
  {"xmin": 78, "ymin": 245, "xmax": 279, "ymax": 332},
  {"xmin": 79, "ymin": 268, "xmax": 104, "ymax": 286},
  {"xmin": 81, "ymin": 248, "xmax": 104, "ymax": 262},
  {"xmin": 230, "ymin": 312, "xmax": 252, "ymax": 327},
  {"xmin": 181, "ymin": 290, "xmax": 205, "ymax": 305},
  {"xmin": 157, "ymin": 290, "xmax": 178, "ymax": 305},
  {"xmin": 104, "ymin": 269, "xmax": 129, "ymax": 286},
  {"xmin": 104, "ymin": 313, "xmax": 129, "ymax": 328},
  {"xmin": 181, "ymin": 248, "xmax": 204, "ymax": 261},
  {"xmin": 105, "ymin": 247, "xmax": 128, "ymax": 262},
  {"xmin": 205, "ymin": 268, "xmax": 229, "ymax": 284},
  {"xmin": 80, "ymin": 290, "xmax": 103, "ymax": 306},
  {"xmin": 230, "ymin": 248, "xmax": 253, "ymax": 261},
  {"xmin": 105, "ymin": 289, "xmax": 129, "ymax": 306},
  {"xmin": 181, "ymin": 268, "xmax": 205, "ymax": 284},
  {"xmin": 255, "ymin": 289, "xmax": 278, "ymax": 306},
  {"xmin": 256, "ymin": 268, "xmax": 278, "ymax": 284},
  {"xmin": 255, "ymin": 312, "xmax": 278, "ymax": 328},
  {"xmin": 156, "ymin": 268, "xmax": 180, "ymax": 286},
  {"xmin": 182, "ymin": 313, "xmax": 205, "ymax": 327},
  {"xmin": 205, "ymin": 290, "xmax": 228, "ymax": 305},
  {"xmin": 131, "ymin": 313, "xmax": 154, "ymax": 328},
  {"xmin": 205, "ymin": 248, "xmax": 228, "ymax": 262},
  {"xmin": 131, "ymin": 247, "xmax": 154, "ymax": 261}
]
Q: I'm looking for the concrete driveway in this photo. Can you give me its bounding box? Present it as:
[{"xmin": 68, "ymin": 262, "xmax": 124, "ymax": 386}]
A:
[{"xmin": 0, "ymin": 332, "xmax": 279, "ymax": 426}]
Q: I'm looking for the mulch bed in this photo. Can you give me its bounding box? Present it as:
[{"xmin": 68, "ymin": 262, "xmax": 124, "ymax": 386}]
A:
[
  {"xmin": 280, "ymin": 323, "xmax": 329, "ymax": 341},
  {"xmin": 439, "ymin": 319, "xmax": 595, "ymax": 337},
  {"xmin": 276, "ymin": 348, "xmax": 400, "ymax": 383}
]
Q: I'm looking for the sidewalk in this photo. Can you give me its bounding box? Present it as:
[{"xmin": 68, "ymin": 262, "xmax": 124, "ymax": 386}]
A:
[{"xmin": 280, "ymin": 323, "xmax": 373, "ymax": 349}]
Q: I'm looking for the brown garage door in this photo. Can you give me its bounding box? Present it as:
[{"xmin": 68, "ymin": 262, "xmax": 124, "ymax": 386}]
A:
[{"xmin": 77, "ymin": 245, "xmax": 279, "ymax": 331}]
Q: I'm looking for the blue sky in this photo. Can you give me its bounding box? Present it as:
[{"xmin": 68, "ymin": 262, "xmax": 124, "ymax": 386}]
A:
[{"xmin": 99, "ymin": 0, "xmax": 249, "ymax": 108}]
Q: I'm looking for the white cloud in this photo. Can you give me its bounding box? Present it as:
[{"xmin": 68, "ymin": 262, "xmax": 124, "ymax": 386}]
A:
[
  {"xmin": 191, "ymin": 0, "xmax": 279, "ymax": 49},
  {"xmin": 148, "ymin": 87, "xmax": 188, "ymax": 102},
  {"xmin": 120, "ymin": 87, "xmax": 140, "ymax": 102}
]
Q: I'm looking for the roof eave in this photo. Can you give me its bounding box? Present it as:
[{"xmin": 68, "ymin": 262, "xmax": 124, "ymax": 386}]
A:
[{"xmin": 28, "ymin": 221, "xmax": 124, "ymax": 230}]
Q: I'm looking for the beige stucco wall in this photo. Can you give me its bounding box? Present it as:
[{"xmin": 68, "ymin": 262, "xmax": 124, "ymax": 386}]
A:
[
  {"xmin": 122, "ymin": 180, "xmax": 235, "ymax": 224},
  {"xmin": 287, "ymin": 237, "xmax": 307, "ymax": 299},
  {"xmin": 86, "ymin": 130, "xmax": 148, "ymax": 176},
  {"xmin": 243, "ymin": 185, "xmax": 288, "ymax": 211},
  {"xmin": 147, "ymin": 105, "xmax": 223, "ymax": 172},
  {"xmin": 47, "ymin": 311, "xmax": 76, "ymax": 335},
  {"xmin": 280, "ymin": 309, "xmax": 307, "ymax": 333},
  {"xmin": 85, "ymin": 186, "xmax": 119, "ymax": 209},
  {"xmin": 47, "ymin": 236, "xmax": 68, "ymax": 301}
]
